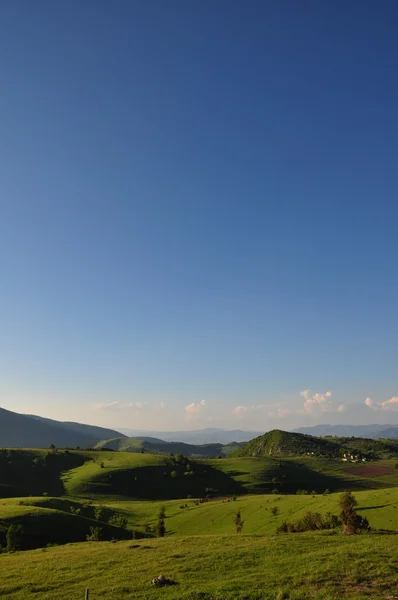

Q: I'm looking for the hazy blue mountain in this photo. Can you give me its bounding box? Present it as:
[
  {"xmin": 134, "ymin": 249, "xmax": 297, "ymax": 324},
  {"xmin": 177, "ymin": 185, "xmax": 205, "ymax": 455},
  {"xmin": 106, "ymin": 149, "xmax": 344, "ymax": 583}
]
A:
[
  {"xmin": 95, "ymin": 436, "xmax": 242, "ymax": 457},
  {"xmin": 26, "ymin": 414, "xmax": 126, "ymax": 442},
  {"xmin": 116, "ymin": 427, "xmax": 264, "ymax": 445},
  {"xmin": 0, "ymin": 407, "xmax": 125, "ymax": 448},
  {"xmin": 293, "ymin": 424, "xmax": 398, "ymax": 439}
]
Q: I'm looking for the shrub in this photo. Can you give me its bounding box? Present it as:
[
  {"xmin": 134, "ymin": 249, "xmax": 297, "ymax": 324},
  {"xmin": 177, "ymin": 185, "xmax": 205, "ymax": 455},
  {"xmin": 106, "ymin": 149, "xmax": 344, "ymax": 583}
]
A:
[
  {"xmin": 157, "ymin": 518, "xmax": 166, "ymax": 538},
  {"xmin": 323, "ymin": 488, "xmax": 331, "ymax": 495},
  {"xmin": 233, "ymin": 510, "xmax": 244, "ymax": 533},
  {"xmin": 272, "ymin": 488, "xmax": 279, "ymax": 495},
  {"xmin": 86, "ymin": 526, "xmax": 102, "ymax": 542},
  {"xmin": 109, "ymin": 514, "xmax": 128, "ymax": 529},
  {"xmin": 94, "ymin": 506, "xmax": 107, "ymax": 522},
  {"xmin": 6, "ymin": 524, "xmax": 24, "ymax": 552},
  {"xmin": 271, "ymin": 506, "xmax": 279, "ymax": 516},
  {"xmin": 276, "ymin": 521, "xmax": 289, "ymax": 534},
  {"xmin": 170, "ymin": 471, "xmax": 178, "ymax": 479},
  {"xmin": 232, "ymin": 494, "xmax": 237, "ymax": 502},
  {"xmin": 158, "ymin": 506, "xmax": 166, "ymax": 519},
  {"xmin": 276, "ymin": 510, "xmax": 341, "ymax": 534},
  {"xmin": 296, "ymin": 489, "xmax": 308, "ymax": 495}
]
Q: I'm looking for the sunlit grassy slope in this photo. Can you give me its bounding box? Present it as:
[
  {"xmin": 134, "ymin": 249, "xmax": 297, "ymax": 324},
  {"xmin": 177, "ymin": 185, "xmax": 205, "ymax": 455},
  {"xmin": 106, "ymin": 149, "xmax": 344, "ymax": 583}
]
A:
[
  {"xmin": 3, "ymin": 485, "xmax": 398, "ymax": 545},
  {"xmin": 3, "ymin": 449, "xmax": 398, "ymax": 501},
  {"xmin": 62, "ymin": 452, "xmax": 398, "ymax": 499},
  {"xmin": 2, "ymin": 532, "xmax": 398, "ymax": 599}
]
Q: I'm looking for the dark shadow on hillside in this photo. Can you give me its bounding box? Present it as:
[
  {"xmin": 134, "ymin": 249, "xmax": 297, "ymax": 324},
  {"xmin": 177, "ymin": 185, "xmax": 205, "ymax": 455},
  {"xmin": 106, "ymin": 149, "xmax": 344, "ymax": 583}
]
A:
[
  {"xmin": 82, "ymin": 463, "xmax": 246, "ymax": 500},
  {"xmin": 0, "ymin": 510, "xmax": 133, "ymax": 550},
  {"xmin": 274, "ymin": 460, "xmax": 366, "ymax": 494},
  {"xmin": 0, "ymin": 449, "xmax": 89, "ymax": 497}
]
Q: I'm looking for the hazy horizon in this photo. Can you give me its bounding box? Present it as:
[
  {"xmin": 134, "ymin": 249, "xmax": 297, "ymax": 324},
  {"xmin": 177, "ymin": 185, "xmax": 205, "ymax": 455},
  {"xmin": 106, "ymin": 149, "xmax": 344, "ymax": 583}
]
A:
[{"xmin": 1, "ymin": 2, "xmax": 397, "ymax": 433}]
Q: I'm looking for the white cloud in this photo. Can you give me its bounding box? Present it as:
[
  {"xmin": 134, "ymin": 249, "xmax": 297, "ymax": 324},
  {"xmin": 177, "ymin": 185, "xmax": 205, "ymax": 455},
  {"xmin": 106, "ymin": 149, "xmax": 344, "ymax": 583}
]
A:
[
  {"xmin": 267, "ymin": 390, "xmax": 342, "ymax": 418},
  {"xmin": 233, "ymin": 405, "xmax": 248, "ymax": 418},
  {"xmin": 185, "ymin": 400, "xmax": 206, "ymax": 421},
  {"xmin": 90, "ymin": 401, "xmax": 147, "ymax": 411},
  {"xmin": 365, "ymin": 396, "xmax": 398, "ymax": 411},
  {"xmin": 300, "ymin": 389, "xmax": 333, "ymax": 413}
]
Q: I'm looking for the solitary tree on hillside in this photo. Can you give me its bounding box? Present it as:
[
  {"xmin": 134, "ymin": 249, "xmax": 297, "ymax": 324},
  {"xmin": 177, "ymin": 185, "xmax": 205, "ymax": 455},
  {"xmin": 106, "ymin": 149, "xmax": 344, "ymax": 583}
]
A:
[
  {"xmin": 339, "ymin": 491, "xmax": 370, "ymax": 535},
  {"xmin": 157, "ymin": 517, "xmax": 166, "ymax": 537},
  {"xmin": 234, "ymin": 510, "xmax": 244, "ymax": 533},
  {"xmin": 6, "ymin": 524, "xmax": 24, "ymax": 552}
]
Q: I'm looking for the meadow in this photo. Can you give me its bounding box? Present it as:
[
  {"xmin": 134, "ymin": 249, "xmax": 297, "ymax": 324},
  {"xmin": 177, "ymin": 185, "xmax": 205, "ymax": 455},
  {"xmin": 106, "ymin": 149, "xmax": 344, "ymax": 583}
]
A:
[
  {"xmin": 2, "ymin": 448, "xmax": 398, "ymax": 598},
  {"xmin": 1, "ymin": 532, "xmax": 398, "ymax": 599}
]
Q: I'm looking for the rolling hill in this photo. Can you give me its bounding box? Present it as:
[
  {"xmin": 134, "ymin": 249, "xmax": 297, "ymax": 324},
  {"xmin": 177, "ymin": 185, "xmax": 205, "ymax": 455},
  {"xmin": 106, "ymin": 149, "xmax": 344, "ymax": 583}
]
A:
[
  {"xmin": 234, "ymin": 429, "xmax": 341, "ymax": 457},
  {"xmin": 0, "ymin": 407, "xmax": 125, "ymax": 449},
  {"xmin": 235, "ymin": 429, "xmax": 398, "ymax": 459}
]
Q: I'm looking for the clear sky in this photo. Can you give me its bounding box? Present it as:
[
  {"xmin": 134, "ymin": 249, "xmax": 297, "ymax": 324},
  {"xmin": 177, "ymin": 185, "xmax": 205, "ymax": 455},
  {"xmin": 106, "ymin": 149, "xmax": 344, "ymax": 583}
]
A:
[{"xmin": 1, "ymin": 1, "xmax": 398, "ymax": 431}]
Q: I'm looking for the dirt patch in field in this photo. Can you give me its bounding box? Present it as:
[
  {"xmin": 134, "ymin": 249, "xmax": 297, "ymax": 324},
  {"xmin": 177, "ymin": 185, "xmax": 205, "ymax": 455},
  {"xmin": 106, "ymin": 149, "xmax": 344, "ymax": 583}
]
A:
[{"xmin": 346, "ymin": 465, "xmax": 397, "ymax": 478}]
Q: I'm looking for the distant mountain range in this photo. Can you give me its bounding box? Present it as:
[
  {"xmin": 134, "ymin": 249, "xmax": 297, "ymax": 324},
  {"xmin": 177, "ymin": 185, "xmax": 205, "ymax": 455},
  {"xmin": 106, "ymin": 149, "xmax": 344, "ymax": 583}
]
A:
[
  {"xmin": 3, "ymin": 404, "xmax": 398, "ymax": 451},
  {"xmin": 95, "ymin": 436, "xmax": 242, "ymax": 457},
  {"xmin": 0, "ymin": 407, "xmax": 126, "ymax": 448},
  {"xmin": 116, "ymin": 427, "xmax": 264, "ymax": 445},
  {"xmin": 293, "ymin": 424, "xmax": 398, "ymax": 439}
]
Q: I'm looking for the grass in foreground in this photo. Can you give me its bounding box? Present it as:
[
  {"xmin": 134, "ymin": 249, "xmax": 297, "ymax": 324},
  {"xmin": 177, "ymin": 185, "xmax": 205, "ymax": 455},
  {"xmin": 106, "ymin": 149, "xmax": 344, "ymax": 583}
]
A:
[{"xmin": 1, "ymin": 532, "xmax": 398, "ymax": 599}]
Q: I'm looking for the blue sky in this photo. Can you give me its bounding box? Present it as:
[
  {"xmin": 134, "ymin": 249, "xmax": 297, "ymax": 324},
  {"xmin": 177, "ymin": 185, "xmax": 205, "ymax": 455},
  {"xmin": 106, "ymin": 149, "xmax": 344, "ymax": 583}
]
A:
[{"xmin": 1, "ymin": 1, "xmax": 398, "ymax": 431}]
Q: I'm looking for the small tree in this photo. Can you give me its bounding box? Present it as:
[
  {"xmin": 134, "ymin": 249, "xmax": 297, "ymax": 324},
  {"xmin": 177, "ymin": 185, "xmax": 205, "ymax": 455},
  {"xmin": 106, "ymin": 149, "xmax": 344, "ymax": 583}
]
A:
[
  {"xmin": 94, "ymin": 506, "xmax": 106, "ymax": 522},
  {"xmin": 6, "ymin": 524, "xmax": 24, "ymax": 552},
  {"xmin": 271, "ymin": 506, "xmax": 279, "ymax": 517},
  {"xmin": 158, "ymin": 506, "xmax": 166, "ymax": 519},
  {"xmin": 234, "ymin": 510, "xmax": 244, "ymax": 533},
  {"xmin": 339, "ymin": 491, "xmax": 369, "ymax": 535},
  {"xmin": 86, "ymin": 526, "xmax": 102, "ymax": 542},
  {"xmin": 109, "ymin": 514, "xmax": 128, "ymax": 529},
  {"xmin": 157, "ymin": 518, "xmax": 166, "ymax": 537}
]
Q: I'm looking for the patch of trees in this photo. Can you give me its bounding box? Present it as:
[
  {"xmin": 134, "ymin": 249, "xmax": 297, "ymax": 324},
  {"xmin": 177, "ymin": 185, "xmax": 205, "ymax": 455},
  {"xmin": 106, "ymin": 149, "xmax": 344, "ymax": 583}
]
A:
[
  {"xmin": 277, "ymin": 492, "xmax": 370, "ymax": 535},
  {"xmin": 277, "ymin": 510, "xmax": 340, "ymax": 533}
]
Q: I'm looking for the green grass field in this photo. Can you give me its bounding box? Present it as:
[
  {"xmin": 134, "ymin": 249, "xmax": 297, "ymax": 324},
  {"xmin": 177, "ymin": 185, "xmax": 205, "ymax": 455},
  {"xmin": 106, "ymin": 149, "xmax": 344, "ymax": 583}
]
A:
[
  {"xmin": 1, "ymin": 532, "xmax": 398, "ymax": 599},
  {"xmin": 2, "ymin": 448, "xmax": 398, "ymax": 598},
  {"xmin": 4, "ymin": 486, "xmax": 398, "ymax": 541}
]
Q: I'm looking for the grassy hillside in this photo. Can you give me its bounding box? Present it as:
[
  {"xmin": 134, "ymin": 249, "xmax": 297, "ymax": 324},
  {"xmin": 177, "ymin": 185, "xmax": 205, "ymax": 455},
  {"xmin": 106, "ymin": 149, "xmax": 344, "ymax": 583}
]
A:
[
  {"xmin": 3, "ymin": 448, "xmax": 398, "ymax": 501},
  {"xmin": 1, "ymin": 533, "xmax": 398, "ymax": 599},
  {"xmin": 0, "ymin": 497, "xmax": 132, "ymax": 549},
  {"xmin": 3, "ymin": 483, "xmax": 398, "ymax": 549},
  {"xmin": 234, "ymin": 429, "xmax": 340, "ymax": 457},
  {"xmin": 236, "ymin": 429, "xmax": 398, "ymax": 460}
]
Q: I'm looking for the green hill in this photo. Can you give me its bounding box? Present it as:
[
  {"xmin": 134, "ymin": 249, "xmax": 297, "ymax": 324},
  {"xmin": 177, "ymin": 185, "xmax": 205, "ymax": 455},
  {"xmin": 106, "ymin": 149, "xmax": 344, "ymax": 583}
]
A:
[
  {"xmin": 234, "ymin": 429, "xmax": 340, "ymax": 457},
  {"xmin": 235, "ymin": 429, "xmax": 398, "ymax": 460}
]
